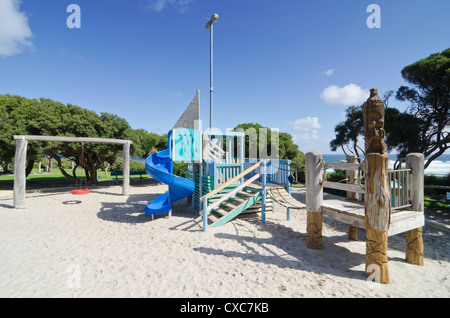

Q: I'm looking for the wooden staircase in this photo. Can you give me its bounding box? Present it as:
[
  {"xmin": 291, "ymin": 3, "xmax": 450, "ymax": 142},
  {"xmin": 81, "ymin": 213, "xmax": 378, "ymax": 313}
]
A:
[
  {"xmin": 205, "ymin": 187, "xmax": 262, "ymax": 228},
  {"xmin": 199, "ymin": 161, "xmax": 268, "ymax": 231}
]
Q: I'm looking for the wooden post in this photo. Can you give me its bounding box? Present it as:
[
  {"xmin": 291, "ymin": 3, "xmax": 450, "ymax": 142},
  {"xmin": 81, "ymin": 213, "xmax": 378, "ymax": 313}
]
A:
[
  {"xmin": 13, "ymin": 138, "xmax": 28, "ymax": 209},
  {"xmin": 364, "ymin": 153, "xmax": 390, "ymax": 283},
  {"xmin": 203, "ymin": 191, "xmax": 208, "ymax": 232},
  {"xmin": 122, "ymin": 141, "xmax": 131, "ymax": 195},
  {"xmin": 261, "ymin": 160, "xmax": 267, "ymax": 224},
  {"xmin": 405, "ymin": 153, "xmax": 424, "ymax": 265},
  {"xmin": 306, "ymin": 151, "xmax": 323, "ymax": 249},
  {"xmin": 346, "ymin": 154, "xmax": 359, "ymax": 240},
  {"xmin": 362, "ymin": 88, "xmax": 390, "ymax": 284},
  {"xmin": 287, "ymin": 184, "xmax": 292, "ymax": 221}
]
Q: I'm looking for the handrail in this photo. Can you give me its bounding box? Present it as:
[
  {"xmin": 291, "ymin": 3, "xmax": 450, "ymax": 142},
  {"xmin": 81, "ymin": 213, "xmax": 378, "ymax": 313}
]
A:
[
  {"xmin": 205, "ymin": 173, "xmax": 261, "ymax": 213},
  {"xmin": 200, "ymin": 160, "xmax": 263, "ymax": 202}
]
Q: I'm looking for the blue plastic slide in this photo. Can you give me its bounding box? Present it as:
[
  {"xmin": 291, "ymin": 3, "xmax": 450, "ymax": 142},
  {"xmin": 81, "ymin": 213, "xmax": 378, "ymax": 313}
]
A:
[{"xmin": 144, "ymin": 149, "xmax": 195, "ymax": 215}]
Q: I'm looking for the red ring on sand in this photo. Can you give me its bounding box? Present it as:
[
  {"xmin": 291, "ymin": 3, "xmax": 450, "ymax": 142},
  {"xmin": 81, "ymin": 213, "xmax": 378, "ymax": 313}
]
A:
[{"xmin": 71, "ymin": 189, "xmax": 91, "ymax": 195}]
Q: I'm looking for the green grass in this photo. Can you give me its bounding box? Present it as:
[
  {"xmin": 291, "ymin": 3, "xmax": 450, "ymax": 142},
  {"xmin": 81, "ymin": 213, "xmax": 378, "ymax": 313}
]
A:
[
  {"xmin": 0, "ymin": 168, "xmax": 116, "ymax": 185},
  {"xmin": 424, "ymin": 198, "xmax": 450, "ymax": 211}
]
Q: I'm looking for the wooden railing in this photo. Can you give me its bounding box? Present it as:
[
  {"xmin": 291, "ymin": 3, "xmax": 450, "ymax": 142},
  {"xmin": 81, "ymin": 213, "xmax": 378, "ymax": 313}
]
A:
[
  {"xmin": 388, "ymin": 168, "xmax": 411, "ymax": 210},
  {"xmin": 200, "ymin": 160, "xmax": 265, "ymax": 232},
  {"xmin": 322, "ymin": 159, "xmax": 365, "ymax": 194},
  {"xmin": 204, "ymin": 174, "xmax": 261, "ymax": 214},
  {"xmin": 200, "ymin": 161, "xmax": 262, "ymax": 202},
  {"xmin": 321, "ymin": 157, "xmax": 412, "ymax": 210}
]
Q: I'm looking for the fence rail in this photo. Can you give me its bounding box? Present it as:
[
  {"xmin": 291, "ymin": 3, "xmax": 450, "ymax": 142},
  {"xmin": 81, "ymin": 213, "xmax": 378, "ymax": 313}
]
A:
[
  {"xmin": 321, "ymin": 158, "xmax": 412, "ymax": 210},
  {"xmin": 389, "ymin": 168, "xmax": 411, "ymax": 210}
]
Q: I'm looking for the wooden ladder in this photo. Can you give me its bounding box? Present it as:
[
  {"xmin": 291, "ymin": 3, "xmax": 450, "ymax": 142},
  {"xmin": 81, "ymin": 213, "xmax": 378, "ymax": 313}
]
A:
[
  {"xmin": 206, "ymin": 187, "xmax": 262, "ymax": 228},
  {"xmin": 199, "ymin": 161, "xmax": 264, "ymax": 230}
]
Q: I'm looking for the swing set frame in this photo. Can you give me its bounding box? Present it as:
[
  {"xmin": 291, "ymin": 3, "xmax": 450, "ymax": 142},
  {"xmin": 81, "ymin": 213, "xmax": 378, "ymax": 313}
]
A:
[{"xmin": 12, "ymin": 135, "xmax": 133, "ymax": 209}]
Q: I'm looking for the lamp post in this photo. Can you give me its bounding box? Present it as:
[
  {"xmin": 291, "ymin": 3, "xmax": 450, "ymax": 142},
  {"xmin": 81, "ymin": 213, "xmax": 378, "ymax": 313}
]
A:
[{"xmin": 205, "ymin": 13, "xmax": 218, "ymax": 129}]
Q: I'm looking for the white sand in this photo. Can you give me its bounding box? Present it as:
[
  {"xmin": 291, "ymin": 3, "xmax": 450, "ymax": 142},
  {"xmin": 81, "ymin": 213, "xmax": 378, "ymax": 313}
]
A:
[{"xmin": 0, "ymin": 184, "xmax": 449, "ymax": 298}]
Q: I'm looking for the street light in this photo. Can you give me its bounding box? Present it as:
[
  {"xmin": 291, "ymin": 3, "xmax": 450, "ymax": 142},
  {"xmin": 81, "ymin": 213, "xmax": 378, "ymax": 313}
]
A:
[{"xmin": 205, "ymin": 13, "xmax": 219, "ymax": 129}]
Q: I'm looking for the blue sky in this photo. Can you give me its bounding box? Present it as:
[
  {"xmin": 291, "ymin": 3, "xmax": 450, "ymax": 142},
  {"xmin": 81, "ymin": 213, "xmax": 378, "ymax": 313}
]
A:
[{"xmin": 1, "ymin": 0, "xmax": 449, "ymax": 154}]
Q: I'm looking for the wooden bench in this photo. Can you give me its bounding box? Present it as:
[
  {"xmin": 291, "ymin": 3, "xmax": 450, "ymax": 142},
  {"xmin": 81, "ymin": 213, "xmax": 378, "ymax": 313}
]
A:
[
  {"xmin": 320, "ymin": 195, "xmax": 424, "ymax": 236},
  {"xmin": 111, "ymin": 171, "xmax": 148, "ymax": 184}
]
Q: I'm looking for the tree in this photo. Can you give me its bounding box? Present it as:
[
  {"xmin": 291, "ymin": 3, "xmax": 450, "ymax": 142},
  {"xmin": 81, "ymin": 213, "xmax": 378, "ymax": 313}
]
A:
[
  {"xmin": 329, "ymin": 105, "xmax": 364, "ymax": 158},
  {"xmin": 0, "ymin": 94, "xmax": 133, "ymax": 183},
  {"xmin": 233, "ymin": 123, "xmax": 305, "ymax": 167},
  {"xmin": 330, "ymin": 104, "xmax": 423, "ymax": 161},
  {"xmin": 0, "ymin": 95, "xmax": 46, "ymax": 176},
  {"xmin": 396, "ymin": 48, "xmax": 450, "ymax": 168},
  {"xmin": 130, "ymin": 129, "xmax": 167, "ymax": 159}
]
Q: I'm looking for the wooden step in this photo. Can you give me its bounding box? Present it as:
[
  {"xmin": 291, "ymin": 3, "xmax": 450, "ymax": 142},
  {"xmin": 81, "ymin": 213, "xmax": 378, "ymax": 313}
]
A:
[
  {"xmin": 221, "ymin": 201, "xmax": 239, "ymax": 209},
  {"xmin": 213, "ymin": 207, "xmax": 230, "ymax": 217},
  {"xmin": 232, "ymin": 196, "xmax": 246, "ymax": 204},
  {"xmin": 237, "ymin": 190, "xmax": 253, "ymax": 196},
  {"xmin": 208, "ymin": 213, "xmax": 221, "ymax": 223}
]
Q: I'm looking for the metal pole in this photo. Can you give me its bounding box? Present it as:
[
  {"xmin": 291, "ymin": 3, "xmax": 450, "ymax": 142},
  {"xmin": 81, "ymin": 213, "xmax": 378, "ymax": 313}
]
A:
[
  {"xmin": 261, "ymin": 161, "xmax": 267, "ymax": 224},
  {"xmin": 209, "ymin": 22, "xmax": 213, "ymax": 129}
]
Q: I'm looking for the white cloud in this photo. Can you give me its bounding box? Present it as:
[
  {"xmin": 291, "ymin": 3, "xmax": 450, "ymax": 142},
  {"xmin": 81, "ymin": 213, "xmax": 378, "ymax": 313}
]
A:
[
  {"xmin": 146, "ymin": 0, "xmax": 195, "ymax": 13},
  {"xmin": 289, "ymin": 116, "xmax": 321, "ymax": 132},
  {"xmin": 291, "ymin": 131, "xmax": 328, "ymax": 153},
  {"xmin": 320, "ymin": 83, "xmax": 369, "ymax": 106},
  {"xmin": 324, "ymin": 68, "xmax": 335, "ymax": 76},
  {"xmin": 289, "ymin": 117, "xmax": 327, "ymax": 152},
  {"xmin": 0, "ymin": 0, "xmax": 33, "ymax": 57}
]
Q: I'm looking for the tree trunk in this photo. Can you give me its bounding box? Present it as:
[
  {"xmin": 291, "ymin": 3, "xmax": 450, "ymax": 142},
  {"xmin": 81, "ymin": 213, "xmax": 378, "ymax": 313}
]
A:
[
  {"xmin": 25, "ymin": 159, "xmax": 34, "ymax": 177},
  {"xmin": 48, "ymin": 156, "xmax": 53, "ymax": 173},
  {"xmin": 53, "ymin": 155, "xmax": 77, "ymax": 182}
]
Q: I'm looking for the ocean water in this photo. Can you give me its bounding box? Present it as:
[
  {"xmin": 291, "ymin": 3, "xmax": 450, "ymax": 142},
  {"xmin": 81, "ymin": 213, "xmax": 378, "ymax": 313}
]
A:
[
  {"xmin": 322, "ymin": 154, "xmax": 450, "ymax": 176},
  {"xmin": 135, "ymin": 154, "xmax": 450, "ymax": 176}
]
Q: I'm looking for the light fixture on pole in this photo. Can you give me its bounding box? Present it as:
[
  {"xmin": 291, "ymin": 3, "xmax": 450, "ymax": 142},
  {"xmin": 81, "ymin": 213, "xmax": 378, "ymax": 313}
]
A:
[{"xmin": 205, "ymin": 13, "xmax": 219, "ymax": 129}]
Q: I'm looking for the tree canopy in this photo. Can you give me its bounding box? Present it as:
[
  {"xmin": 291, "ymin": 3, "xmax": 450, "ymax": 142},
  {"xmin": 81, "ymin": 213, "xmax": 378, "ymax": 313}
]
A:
[
  {"xmin": 396, "ymin": 48, "xmax": 449, "ymax": 166},
  {"xmin": 330, "ymin": 48, "xmax": 449, "ymax": 169},
  {"xmin": 1, "ymin": 96, "xmax": 307, "ymax": 183},
  {"xmin": 0, "ymin": 94, "xmax": 155, "ymax": 182},
  {"xmin": 233, "ymin": 123, "xmax": 305, "ymax": 167}
]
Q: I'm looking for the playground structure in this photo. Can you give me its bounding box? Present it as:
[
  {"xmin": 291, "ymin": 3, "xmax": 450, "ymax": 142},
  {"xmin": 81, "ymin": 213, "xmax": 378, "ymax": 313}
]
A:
[
  {"xmin": 11, "ymin": 88, "xmax": 425, "ymax": 283},
  {"xmin": 143, "ymin": 90, "xmax": 302, "ymax": 222},
  {"xmin": 146, "ymin": 88, "xmax": 424, "ymax": 283},
  {"xmin": 305, "ymin": 151, "xmax": 424, "ymax": 282}
]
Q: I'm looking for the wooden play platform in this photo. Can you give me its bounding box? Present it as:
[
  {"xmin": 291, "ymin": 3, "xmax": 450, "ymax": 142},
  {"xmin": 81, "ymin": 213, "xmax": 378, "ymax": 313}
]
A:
[{"xmin": 297, "ymin": 191, "xmax": 425, "ymax": 236}]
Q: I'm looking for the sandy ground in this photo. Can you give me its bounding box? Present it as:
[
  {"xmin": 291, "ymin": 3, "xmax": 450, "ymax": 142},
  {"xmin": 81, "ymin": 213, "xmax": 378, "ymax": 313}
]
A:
[{"xmin": 0, "ymin": 181, "xmax": 449, "ymax": 298}]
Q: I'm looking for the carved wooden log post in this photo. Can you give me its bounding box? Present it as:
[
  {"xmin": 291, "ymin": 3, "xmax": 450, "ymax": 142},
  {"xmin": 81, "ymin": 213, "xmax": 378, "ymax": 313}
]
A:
[
  {"xmin": 362, "ymin": 88, "xmax": 390, "ymax": 284},
  {"xmin": 346, "ymin": 153, "xmax": 359, "ymax": 240},
  {"xmin": 364, "ymin": 153, "xmax": 390, "ymax": 283},
  {"xmin": 13, "ymin": 138, "xmax": 28, "ymax": 209},
  {"xmin": 405, "ymin": 153, "xmax": 424, "ymax": 265},
  {"xmin": 306, "ymin": 151, "xmax": 323, "ymax": 249}
]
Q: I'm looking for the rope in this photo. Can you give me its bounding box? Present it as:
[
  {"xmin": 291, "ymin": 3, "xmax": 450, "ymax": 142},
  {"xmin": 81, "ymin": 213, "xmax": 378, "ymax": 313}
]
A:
[
  {"xmin": 267, "ymin": 188, "xmax": 306, "ymax": 209},
  {"xmin": 72, "ymin": 143, "xmax": 90, "ymax": 194}
]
